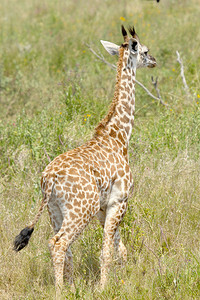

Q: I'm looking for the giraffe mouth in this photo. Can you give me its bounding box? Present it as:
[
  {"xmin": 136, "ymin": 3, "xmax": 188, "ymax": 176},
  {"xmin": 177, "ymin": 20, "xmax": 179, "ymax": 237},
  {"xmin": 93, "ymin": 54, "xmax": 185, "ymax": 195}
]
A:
[
  {"xmin": 147, "ymin": 56, "xmax": 157, "ymax": 68},
  {"xmin": 148, "ymin": 62, "xmax": 156, "ymax": 68}
]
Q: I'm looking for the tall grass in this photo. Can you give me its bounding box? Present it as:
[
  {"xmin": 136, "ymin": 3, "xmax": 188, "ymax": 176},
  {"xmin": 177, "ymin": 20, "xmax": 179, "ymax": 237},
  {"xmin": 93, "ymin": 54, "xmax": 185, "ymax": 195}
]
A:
[{"xmin": 0, "ymin": 0, "xmax": 200, "ymax": 299}]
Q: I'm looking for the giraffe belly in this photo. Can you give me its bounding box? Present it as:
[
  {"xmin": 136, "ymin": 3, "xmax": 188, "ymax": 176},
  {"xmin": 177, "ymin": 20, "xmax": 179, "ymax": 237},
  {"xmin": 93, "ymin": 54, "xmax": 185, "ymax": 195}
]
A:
[{"xmin": 98, "ymin": 173, "xmax": 134, "ymax": 212}]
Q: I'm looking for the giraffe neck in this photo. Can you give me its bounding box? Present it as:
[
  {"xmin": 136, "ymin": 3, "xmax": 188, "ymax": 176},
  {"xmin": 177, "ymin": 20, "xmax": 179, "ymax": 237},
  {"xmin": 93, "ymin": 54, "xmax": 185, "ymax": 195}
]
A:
[{"xmin": 95, "ymin": 47, "xmax": 136, "ymax": 149}]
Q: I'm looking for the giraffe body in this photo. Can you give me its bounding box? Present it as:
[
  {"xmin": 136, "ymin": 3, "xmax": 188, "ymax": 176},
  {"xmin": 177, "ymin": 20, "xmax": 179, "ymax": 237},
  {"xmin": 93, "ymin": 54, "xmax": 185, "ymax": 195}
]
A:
[
  {"xmin": 14, "ymin": 25, "xmax": 156, "ymax": 296},
  {"xmin": 42, "ymin": 133, "xmax": 133, "ymax": 289}
]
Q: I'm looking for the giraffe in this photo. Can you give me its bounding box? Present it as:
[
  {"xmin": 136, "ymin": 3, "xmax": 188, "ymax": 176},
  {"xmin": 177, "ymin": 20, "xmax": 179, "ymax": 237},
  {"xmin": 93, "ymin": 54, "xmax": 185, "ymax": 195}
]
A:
[{"xmin": 14, "ymin": 25, "xmax": 156, "ymax": 296}]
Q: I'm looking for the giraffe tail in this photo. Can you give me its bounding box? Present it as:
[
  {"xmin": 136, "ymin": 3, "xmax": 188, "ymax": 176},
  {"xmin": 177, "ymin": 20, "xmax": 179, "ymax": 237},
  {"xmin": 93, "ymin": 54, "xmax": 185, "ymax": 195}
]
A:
[
  {"xmin": 14, "ymin": 192, "xmax": 50, "ymax": 252},
  {"xmin": 13, "ymin": 226, "xmax": 34, "ymax": 251}
]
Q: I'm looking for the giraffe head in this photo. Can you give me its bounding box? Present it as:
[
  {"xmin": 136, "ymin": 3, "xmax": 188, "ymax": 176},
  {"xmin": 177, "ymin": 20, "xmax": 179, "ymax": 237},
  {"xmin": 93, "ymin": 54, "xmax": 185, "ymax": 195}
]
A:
[{"xmin": 101, "ymin": 25, "xmax": 156, "ymax": 69}]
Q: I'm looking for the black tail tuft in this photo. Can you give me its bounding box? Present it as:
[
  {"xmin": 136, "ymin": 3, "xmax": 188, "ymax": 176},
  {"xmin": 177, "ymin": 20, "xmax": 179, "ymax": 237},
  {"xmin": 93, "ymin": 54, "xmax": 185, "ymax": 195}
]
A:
[{"xmin": 13, "ymin": 227, "xmax": 34, "ymax": 252}]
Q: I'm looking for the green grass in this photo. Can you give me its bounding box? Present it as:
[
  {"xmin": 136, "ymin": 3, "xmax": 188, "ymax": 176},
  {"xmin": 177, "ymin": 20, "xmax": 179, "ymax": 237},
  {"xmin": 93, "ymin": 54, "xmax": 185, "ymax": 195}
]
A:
[{"xmin": 0, "ymin": 0, "xmax": 200, "ymax": 299}]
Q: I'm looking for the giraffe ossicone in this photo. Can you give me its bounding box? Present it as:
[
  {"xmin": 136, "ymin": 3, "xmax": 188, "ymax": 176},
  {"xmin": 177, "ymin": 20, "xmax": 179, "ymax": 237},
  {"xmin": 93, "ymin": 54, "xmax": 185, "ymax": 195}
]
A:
[{"xmin": 14, "ymin": 25, "xmax": 156, "ymax": 296}]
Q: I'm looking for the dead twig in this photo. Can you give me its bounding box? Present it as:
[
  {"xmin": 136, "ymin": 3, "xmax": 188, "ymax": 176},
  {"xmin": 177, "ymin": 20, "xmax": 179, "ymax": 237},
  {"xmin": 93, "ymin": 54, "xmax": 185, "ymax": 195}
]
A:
[
  {"xmin": 86, "ymin": 44, "xmax": 116, "ymax": 70},
  {"xmin": 176, "ymin": 51, "xmax": 191, "ymax": 100},
  {"xmin": 136, "ymin": 79, "xmax": 168, "ymax": 107},
  {"xmin": 86, "ymin": 43, "xmax": 167, "ymax": 106},
  {"xmin": 151, "ymin": 76, "xmax": 166, "ymax": 106}
]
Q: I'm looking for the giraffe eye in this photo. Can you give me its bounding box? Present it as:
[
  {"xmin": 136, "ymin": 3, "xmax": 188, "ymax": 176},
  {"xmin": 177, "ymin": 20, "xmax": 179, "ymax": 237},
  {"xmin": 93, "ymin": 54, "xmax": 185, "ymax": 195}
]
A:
[{"xmin": 144, "ymin": 51, "xmax": 148, "ymax": 55}]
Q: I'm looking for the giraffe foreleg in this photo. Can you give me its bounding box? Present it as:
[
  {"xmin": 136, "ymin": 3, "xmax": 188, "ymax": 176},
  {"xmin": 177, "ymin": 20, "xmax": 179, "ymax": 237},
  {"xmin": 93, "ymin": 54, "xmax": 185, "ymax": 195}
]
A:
[
  {"xmin": 113, "ymin": 229, "xmax": 127, "ymax": 263},
  {"xmin": 97, "ymin": 210, "xmax": 127, "ymax": 263}
]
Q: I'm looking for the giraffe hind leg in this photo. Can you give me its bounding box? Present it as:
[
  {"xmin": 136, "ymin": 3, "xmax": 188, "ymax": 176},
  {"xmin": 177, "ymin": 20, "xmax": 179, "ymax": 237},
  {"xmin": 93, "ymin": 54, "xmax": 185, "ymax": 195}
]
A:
[
  {"xmin": 48, "ymin": 201, "xmax": 74, "ymax": 286},
  {"xmin": 49, "ymin": 222, "xmax": 90, "ymax": 296},
  {"xmin": 49, "ymin": 197, "xmax": 99, "ymax": 296}
]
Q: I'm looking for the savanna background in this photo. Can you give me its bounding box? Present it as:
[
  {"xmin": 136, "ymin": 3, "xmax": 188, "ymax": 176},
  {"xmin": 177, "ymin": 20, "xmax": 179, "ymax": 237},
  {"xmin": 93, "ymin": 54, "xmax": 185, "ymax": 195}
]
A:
[{"xmin": 0, "ymin": 0, "xmax": 200, "ymax": 299}]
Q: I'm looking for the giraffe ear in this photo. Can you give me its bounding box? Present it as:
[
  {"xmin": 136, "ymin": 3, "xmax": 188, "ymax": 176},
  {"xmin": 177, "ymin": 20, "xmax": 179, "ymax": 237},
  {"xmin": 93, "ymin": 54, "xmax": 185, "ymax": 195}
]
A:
[
  {"xmin": 100, "ymin": 40, "xmax": 120, "ymax": 56},
  {"xmin": 129, "ymin": 38, "xmax": 138, "ymax": 54}
]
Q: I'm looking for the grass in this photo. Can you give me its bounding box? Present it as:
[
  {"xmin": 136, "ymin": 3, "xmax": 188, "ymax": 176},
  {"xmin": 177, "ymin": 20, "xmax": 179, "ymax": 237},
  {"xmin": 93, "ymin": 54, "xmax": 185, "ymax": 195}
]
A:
[{"xmin": 0, "ymin": 0, "xmax": 200, "ymax": 299}]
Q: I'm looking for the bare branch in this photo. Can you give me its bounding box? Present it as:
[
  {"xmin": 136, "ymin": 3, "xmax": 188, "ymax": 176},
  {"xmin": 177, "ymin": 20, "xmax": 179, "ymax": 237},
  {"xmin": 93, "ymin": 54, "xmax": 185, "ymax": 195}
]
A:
[
  {"xmin": 151, "ymin": 76, "xmax": 167, "ymax": 106},
  {"xmin": 176, "ymin": 51, "xmax": 191, "ymax": 100},
  {"xmin": 137, "ymin": 78, "xmax": 167, "ymax": 106},
  {"xmin": 86, "ymin": 43, "xmax": 167, "ymax": 106},
  {"xmin": 85, "ymin": 43, "xmax": 116, "ymax": 70}
]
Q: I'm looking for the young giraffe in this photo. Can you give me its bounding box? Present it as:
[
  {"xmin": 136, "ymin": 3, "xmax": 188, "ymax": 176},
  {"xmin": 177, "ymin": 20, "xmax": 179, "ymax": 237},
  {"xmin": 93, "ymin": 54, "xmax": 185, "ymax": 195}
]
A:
[{"xmin": 14, "ymin": 25, "xmax": 156, "ymax": 295}]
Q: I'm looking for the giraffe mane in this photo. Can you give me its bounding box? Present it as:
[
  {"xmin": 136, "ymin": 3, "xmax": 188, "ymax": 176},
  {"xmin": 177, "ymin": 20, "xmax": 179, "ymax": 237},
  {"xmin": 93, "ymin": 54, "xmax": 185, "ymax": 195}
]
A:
[{"xmin": 94, "ymin": 47, "xmax": 124, "ymax": 136}]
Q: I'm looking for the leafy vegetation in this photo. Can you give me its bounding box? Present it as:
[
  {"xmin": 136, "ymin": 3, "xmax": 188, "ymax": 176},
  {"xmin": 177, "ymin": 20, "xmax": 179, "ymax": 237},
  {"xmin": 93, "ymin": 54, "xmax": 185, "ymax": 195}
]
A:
[{"xmin": 0, "ymin": 0, "xmax": 200, "ymax": 299}]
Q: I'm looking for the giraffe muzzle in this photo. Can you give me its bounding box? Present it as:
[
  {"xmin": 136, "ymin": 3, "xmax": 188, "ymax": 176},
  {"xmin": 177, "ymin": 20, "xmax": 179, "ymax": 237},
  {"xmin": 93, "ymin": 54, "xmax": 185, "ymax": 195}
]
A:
[{"xmin": 147, "ymin": 56, "xmax": 157, "ymax": 68}]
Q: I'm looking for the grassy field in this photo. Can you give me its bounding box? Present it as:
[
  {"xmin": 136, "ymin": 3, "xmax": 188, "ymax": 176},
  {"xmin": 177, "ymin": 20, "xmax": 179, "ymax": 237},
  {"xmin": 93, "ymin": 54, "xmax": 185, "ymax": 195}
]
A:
[{"xmin": 0, "ymin": 0, "xmax": 200, "ymax": 299}]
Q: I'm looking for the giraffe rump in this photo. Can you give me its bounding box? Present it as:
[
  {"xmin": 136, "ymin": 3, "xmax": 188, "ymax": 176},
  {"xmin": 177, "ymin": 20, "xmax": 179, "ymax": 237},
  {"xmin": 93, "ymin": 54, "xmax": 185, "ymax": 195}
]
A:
[{"xmin": 13, "ymin": 227, "xmax": 34, "ymax": 251}]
